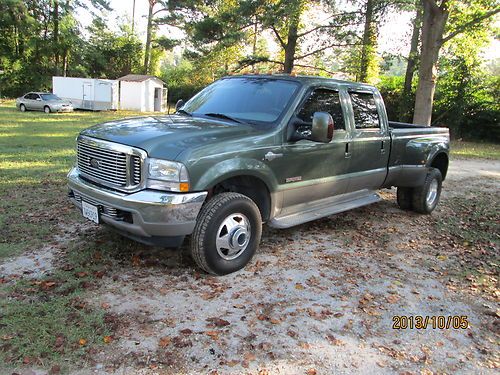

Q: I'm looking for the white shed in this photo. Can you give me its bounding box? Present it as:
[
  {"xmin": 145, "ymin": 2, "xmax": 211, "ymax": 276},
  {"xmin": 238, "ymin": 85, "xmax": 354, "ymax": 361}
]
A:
[
  {"xmin": 52, "ymin": 76, "xmax": 119, "ymax": 111},
  {"xmin": 118, "ymin": 74, "xmax": 167, "ymax": 112}
]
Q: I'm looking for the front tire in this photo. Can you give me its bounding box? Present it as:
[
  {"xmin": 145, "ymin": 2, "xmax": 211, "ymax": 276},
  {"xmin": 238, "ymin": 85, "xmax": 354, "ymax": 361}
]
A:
[
  {"xmin": 44, "ymin": 106, "xmax": 51, "ymax": 113},
  {"xmin": 190, "ymin": 192, "xmax": 262, "ymax": 275},
  {"xmin": 411, "ymin": 168, "xmax": 442, "ymax": 214},
  {"xmin": 19, "ymin": 104, "xmax": 26, "ymax": 112}
]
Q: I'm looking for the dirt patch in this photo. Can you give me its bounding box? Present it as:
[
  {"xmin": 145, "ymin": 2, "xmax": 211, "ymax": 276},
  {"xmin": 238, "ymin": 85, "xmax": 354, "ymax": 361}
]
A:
[{"xmin": 0, "ymin": 222, "xmax": 92, "ymax": 280}]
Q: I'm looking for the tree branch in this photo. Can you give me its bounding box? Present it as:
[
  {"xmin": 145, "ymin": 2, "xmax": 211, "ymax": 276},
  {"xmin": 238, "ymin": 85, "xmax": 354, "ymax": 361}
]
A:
[
  {"xmin": 270, "ymin": 24, "xmax": 286, "ymax": 49},
  {"xmin": 295, "ymin": 42, "xmax": 360, "ymax": 60},
  {"xmin": 296, "ymin": 12, "xmax": 362, "ymax": 38},
  {"xmin": 442, "ymin": 7, "xmax": 500, "ymax": 44}
]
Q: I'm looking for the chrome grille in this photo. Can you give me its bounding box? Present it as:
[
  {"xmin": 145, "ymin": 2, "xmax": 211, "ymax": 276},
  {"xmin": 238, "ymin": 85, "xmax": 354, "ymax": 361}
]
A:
[
  {"xmin": 76, "ymin": 136, "xmax": 145, "ymax": 191},
  {"xmin": 131, "ymin": 156, "xmax": 141, "ymax": 185}
]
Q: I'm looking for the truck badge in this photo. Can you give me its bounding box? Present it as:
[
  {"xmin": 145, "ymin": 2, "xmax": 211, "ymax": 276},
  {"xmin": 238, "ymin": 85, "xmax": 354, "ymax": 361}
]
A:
[{"xmin": 89, "ymin": 158, "xmax": 101, "ymax": 169}]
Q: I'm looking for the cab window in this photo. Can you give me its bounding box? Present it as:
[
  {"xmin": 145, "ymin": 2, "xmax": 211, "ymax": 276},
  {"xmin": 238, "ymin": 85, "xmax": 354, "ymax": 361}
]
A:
[
  {"xmin": 349, "ymin": 91, "xmax": 380, "ymax": 129},
  {"xmin": 297, "ymin": 89, "xmax": 345, "ymax": 130}
]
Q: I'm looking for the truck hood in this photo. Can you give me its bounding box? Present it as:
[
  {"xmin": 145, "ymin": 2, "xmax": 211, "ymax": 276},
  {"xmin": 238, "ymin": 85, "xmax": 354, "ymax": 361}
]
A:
[{"xmin": 80, "ymin": 115, "xmax": 258, "ymax": 160}]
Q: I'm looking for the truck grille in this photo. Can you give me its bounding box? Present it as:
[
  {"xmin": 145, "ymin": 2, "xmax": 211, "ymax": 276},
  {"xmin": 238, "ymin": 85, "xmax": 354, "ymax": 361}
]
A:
[{"xmin": 76, "ymin": 137, "xmax": 145, "ymax": 191}]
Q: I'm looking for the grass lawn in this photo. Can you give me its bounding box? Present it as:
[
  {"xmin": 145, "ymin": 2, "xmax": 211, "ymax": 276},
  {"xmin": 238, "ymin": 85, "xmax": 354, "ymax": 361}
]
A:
[
  {"xmin": 0, "ymin": 102, "xmax": 158, "ymax": 370},
  {"xmin": 450, "ymin": 140, "xmax": 500, "ymax": 160},
  {"xmin": 0, "ymin": 101, "xmax": 158, "ymax": 258}
]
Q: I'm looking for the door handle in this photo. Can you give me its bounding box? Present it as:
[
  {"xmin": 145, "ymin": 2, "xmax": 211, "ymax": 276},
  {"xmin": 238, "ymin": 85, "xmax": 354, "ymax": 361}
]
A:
[
  {"xmin": 345, "ymin": 142, "xmax": 352, "ymax": 158},
  {"xmin": 264, "ymin": 151, "xmax": 283, "ymax": 161},
  {"xmin": 381, "ymin": 140, "xmax": 386, "ymax": 154}
]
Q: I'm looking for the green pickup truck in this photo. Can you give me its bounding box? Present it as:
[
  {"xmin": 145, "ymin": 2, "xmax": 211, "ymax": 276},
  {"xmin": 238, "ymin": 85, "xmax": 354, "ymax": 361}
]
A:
[{"xmin": 68, "ymin": 75, "xmax": 450, "ymax": 275}]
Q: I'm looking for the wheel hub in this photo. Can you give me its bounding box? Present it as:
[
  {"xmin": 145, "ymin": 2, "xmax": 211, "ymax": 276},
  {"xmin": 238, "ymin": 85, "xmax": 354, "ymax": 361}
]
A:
[
  {"xmin": 216, "ymin": 213, "xmax": 251, "ymax": 260},
  {"xmin": 426, "ymin": 179, "xmax": 438, "ymax": 207}
]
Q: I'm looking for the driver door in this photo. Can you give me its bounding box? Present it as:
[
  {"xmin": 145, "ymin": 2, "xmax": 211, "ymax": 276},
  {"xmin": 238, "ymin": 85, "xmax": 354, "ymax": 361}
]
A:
[
  {"xmin": 31, "ymin": 93, "xmax": 43, "ymax": 110},
  {"xmin": 274, "ymin": 87, "xmax": 351, "ymax": 211}
]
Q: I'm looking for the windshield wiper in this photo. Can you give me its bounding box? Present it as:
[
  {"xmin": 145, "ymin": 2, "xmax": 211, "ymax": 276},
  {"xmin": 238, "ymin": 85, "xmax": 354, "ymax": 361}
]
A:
[
  {"xmin": 203, "ymin": 112, "xmax": 242, "ymax": 124},
  {"xmin": 176, "ymin": 109, "xmax": 192, "ymax": 116}
]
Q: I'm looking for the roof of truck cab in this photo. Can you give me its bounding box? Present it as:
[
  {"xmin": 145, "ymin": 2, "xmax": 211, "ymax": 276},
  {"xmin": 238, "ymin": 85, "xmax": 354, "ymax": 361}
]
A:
[{"xmin": 222, "ymin": 74, "xmax": 377, "ymax": 90}]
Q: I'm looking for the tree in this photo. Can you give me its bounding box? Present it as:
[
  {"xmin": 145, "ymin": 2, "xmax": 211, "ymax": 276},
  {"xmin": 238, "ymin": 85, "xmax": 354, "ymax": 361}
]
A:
[
  {"xmin": 413, "ymin": 0, "xmax": 500, "ymax": 125},
  {"xmin": 358, "ymin": 0, "xmax": 379, "ymax": 82},
  {"xmin": 143, "ymin": 0, "xmax": 179, "ymax": 74},
  {"xmin": 399, "ymin": 0, "xmax": 423, "ymax": 121},
  {"xmin": 85, "ymin": 19, "xmax": 143, "ymax": 78}
]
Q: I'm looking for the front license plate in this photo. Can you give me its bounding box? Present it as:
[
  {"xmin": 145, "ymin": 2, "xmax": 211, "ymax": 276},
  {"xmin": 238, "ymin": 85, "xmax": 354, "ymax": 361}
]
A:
[{"xmin": 82, "ymin": 201, "xmax": 99, "ymax": 224}]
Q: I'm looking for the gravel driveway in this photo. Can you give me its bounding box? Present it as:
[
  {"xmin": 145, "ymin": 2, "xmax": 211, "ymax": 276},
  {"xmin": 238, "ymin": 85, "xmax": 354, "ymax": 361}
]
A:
[{"xmin": 2, "ymin": 158, "xmax": 499, "ymax": 374}]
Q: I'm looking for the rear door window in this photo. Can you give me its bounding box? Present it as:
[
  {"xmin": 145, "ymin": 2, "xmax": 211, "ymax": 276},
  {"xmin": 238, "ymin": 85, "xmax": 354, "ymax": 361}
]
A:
[
  {"xmin": 297, "ymin": 89, "xmax": 345, "ymax": 130},
  {"xmin": 349, "ymin": 91, "xmax": 380, "ymax": 129}
]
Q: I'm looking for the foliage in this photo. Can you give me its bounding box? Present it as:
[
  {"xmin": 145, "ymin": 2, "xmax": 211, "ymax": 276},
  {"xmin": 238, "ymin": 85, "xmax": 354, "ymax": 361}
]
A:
[{"xmin": 0, "ymin": 0, "xmax": 142, "ymax": 97}]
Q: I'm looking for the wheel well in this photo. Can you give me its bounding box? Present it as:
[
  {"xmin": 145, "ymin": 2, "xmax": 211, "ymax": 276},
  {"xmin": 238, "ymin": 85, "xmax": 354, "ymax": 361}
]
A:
[
  {"xmin": 430, "ymin": 153, "xmax": 449, "ymax": 180},
  {"xmin": 210, "ymin": 176, "xmax": 271, "ymax": 221}
]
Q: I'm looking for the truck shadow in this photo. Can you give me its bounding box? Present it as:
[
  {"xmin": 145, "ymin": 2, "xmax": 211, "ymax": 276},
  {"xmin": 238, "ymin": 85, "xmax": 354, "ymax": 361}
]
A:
[{"xmin": 87, "ymin": 194, "xmax": 407, "ymax": 274}]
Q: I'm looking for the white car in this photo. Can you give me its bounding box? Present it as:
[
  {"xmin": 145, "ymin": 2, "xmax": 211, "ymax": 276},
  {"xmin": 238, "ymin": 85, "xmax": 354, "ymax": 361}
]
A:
[{"xmin": 16, "ymin": 92, "xmax": 73, "ymax": 113}]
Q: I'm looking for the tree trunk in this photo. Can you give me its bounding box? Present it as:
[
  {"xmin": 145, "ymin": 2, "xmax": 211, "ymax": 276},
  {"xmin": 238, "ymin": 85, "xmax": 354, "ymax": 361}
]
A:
[
  {"xmin": 143, "ymin": 0, "xmax": 155, "ymax": 74},
  {"xmin": 359, "ymin": 0, "xmax": 378, "ymax": 83},
  {"xmin": 283, "ymin": 22, "xmax": 298, "ymax": 73},
  {"xmin": 400, "ymin": 1, "xmax": 423, "ymax": 121},
  {"xmin": 53, "ymin": 0, "xmax": 60, "ymax": 75},
  {"xmin": 412, "ymin": 1, "xmax": 448, "ymax": 125},
  {"xmin": 62, "ymin": 48, "xmax": 68, "ymax": 76},
  {"xmin": 403, "ymin": 3, "xmax": 423, "ymax": 97}
]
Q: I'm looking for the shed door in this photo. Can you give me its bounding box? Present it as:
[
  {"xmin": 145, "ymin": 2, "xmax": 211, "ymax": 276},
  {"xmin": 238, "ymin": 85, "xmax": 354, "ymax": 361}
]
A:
[{"xmin": 154, "ymin": 87, "xmax": 162, "ymax": 112}]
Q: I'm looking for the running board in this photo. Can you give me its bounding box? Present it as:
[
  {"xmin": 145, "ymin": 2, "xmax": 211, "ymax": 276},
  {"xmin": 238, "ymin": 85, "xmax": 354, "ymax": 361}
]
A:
[{"xmin": 268, "ymin": 190, "xmax": 381, "ymax": 229}]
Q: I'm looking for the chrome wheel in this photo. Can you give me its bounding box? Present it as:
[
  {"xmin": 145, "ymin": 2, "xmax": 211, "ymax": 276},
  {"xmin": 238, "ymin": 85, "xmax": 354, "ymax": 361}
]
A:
[
  {"xmin": 20, "ymin": 104, "xmax": 26, "ymax": 112},
  {"xmin": 44, "ymin": 106, "xmax": 50, "ymax": 113},
  {"xmin": 215, "ymin": 213, "xmax": 251, "ymax": 260},
  {"xmin": 426, "ymin": 179, "xmax": 438, "ymax": 207}
]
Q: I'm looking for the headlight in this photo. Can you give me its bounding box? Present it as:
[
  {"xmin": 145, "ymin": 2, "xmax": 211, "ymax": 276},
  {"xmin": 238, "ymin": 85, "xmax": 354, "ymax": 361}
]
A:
[{"xmin": 146, "ymin": 158, "xmax": 190, "ymax": 192}]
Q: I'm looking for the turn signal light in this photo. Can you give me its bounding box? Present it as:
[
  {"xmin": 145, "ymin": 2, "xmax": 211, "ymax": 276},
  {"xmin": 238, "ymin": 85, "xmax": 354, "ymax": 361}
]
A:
[{"xmin": 180, "ymin": 182, "xmax": 190, "ymax": 192}]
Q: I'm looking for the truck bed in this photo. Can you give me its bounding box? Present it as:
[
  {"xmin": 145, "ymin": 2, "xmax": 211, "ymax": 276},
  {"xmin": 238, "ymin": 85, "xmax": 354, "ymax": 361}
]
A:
[{"xmin": 383, "ymin": 122, "xmax": 450, "ymax": 188}]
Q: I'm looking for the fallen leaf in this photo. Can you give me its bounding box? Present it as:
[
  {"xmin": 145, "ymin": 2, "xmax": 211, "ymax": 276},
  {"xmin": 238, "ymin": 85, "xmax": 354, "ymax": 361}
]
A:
[
  {"xmin": 295, "ymin": 283, "xmax": 305, "ymax": 290},
  {"xmin": 306, "ymin": 369, "xmax": 317, "ymax": 375},
  {"xmin": 386, "ymin": 294, "xmax": 400, "ymax": 304},
  {"xmin": 131, "ymin": 255, "xmax": 141, "ymax": 266},
  {"xmin": 159, "ymin": 336, "xmax": 171, "ymax": 347},
  {"xmin": 103, "ymin": 335, "xmax": 113, "ymax": 344},
  {"xmin": 180, "ymin": 328, "xmax": 193, "ymax": 335},
  {"xmin": 49, "ymin": 365, "xmax": 61, "ymax": 374},
  {"xmin": 227, "ymin": 360, "xmax": 239, "ymax": 367},
  {"xmin": 101, "ymin": 302, "xmax": 111, "ymax": 309},
  {"xmin": 41, "ymin": 281, "xmax": 57, "ymax": 290},
  {"xmin": 206, "ymin": 317, "xmax": 230, "ymax": 327},
  {"xmin": 78, "ymin": 338, "xmax": 87, "ymax": 346},
  {"xmin": 205, "ymin": 331, "xmax": 219, "ymax": 340},
  {"xmin": 244, "ymin": 352, "xmax": 256, "ymax": 361}
]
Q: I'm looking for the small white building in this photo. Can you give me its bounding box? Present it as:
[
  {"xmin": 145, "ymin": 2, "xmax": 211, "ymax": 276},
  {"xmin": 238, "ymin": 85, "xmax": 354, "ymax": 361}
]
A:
[
  {"xmin": 118, "ymin": 74, "xmax": 167, "ymax": 112},
  {"xmin": 52, "ymin": 76, "xmax": 119, "ymax": 111}
]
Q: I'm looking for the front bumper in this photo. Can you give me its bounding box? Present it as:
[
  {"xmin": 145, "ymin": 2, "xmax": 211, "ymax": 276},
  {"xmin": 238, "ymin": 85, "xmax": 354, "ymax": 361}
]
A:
[
  {"xmin": 55, "ymin": 106, "xmax": 73, "ymax": 112},
  {"xmin": 67, "ymin": 167, "xmax": 207, "ymax": 242}
]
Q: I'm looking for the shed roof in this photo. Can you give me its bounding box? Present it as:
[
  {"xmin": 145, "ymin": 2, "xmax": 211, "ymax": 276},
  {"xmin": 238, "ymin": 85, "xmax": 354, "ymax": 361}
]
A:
[{"xmin": 118, "ymin": 74, "xmax": 164, "ymax": 84}]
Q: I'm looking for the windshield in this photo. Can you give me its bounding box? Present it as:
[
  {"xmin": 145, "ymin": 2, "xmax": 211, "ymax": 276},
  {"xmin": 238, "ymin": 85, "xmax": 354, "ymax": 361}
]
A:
[
  {"xmin": 41, "ymin": 94, "xmax": 61, "ymax": 101},
  {"xmin": 182, "ymin": 78, "xmax": 300, "ymax": 125}
]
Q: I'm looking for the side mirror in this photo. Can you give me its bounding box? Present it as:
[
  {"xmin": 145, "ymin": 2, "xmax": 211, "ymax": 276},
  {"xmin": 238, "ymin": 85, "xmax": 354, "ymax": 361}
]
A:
[
  {"xmin": 311, "ymin": 112, "xmax": 334, "ymax": 143},
  {"xmin": 175, "ymin": 99, "xmax": 185, "ymax": 111}
]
